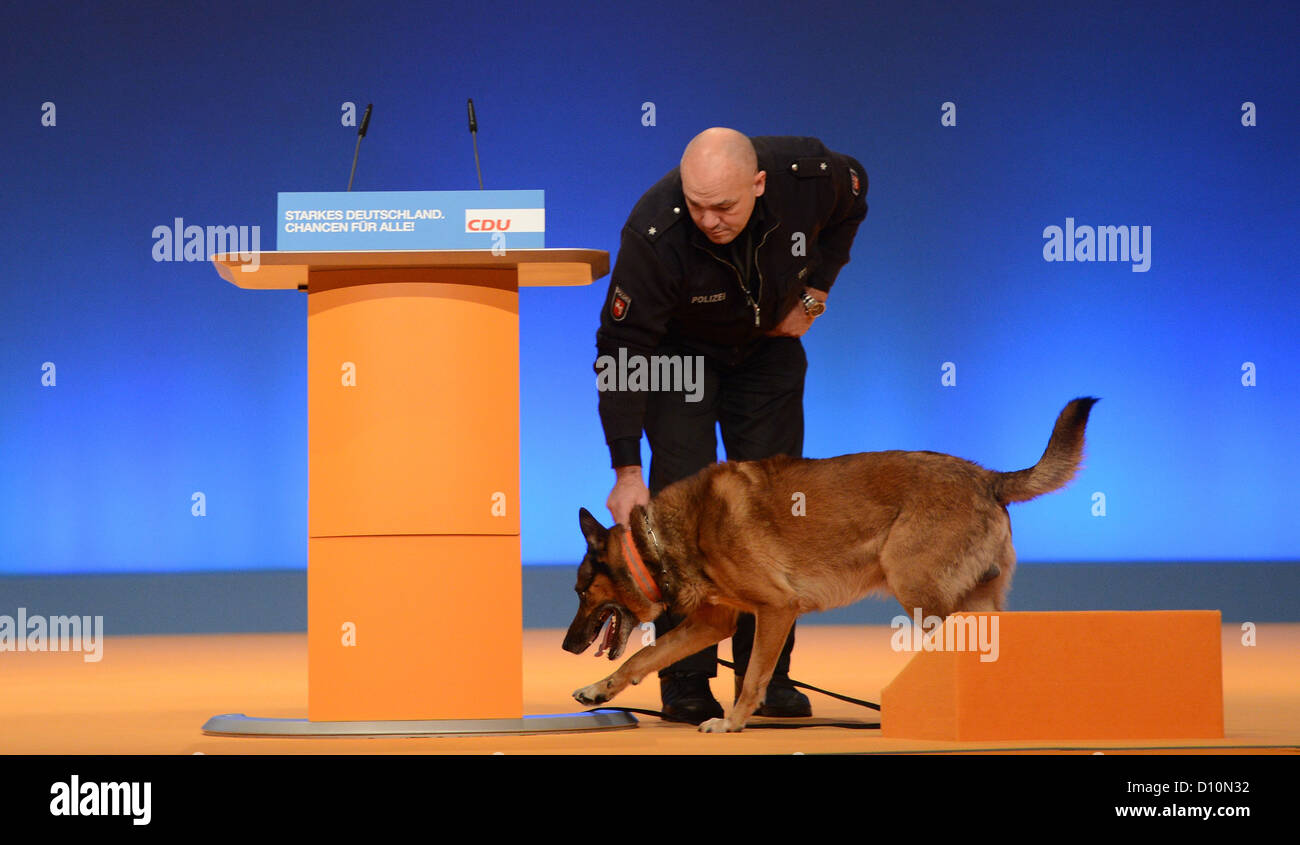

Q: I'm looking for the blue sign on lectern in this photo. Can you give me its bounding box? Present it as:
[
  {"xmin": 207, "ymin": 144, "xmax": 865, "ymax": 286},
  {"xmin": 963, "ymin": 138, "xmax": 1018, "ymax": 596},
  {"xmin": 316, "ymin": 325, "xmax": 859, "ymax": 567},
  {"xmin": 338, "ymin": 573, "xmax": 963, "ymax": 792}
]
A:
[{"xmin": 276, "ymin": 190, "xmax": 545, "ymax": 251}]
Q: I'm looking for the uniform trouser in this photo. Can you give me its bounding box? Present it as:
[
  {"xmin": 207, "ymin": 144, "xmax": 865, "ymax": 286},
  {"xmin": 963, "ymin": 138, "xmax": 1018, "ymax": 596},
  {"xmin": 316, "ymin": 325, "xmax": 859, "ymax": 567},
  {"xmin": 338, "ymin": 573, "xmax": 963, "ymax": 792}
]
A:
[{"xmin": 645, "ymin": 335, "xmax": 806, "ymax": 680}]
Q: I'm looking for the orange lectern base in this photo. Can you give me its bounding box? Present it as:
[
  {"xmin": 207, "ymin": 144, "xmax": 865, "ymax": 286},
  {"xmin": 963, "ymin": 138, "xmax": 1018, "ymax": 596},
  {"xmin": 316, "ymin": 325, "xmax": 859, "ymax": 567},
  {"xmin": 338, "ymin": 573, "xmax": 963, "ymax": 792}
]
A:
[
  {"xmin": 308, "ymin": 535, "xmax": 523, "ymax": 722},
  {"xmin": 881, "ymin": 611, "xmax": 1224, "ymax": 741}
]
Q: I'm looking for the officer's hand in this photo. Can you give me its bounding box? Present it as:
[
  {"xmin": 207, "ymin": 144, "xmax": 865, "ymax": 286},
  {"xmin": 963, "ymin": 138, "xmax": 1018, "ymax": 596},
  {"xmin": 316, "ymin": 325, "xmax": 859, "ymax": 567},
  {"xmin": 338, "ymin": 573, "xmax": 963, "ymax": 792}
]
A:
[
  {"xmin": 765, "ymin": 303, "xmax": 815, "ymax": 338},
  {"xmin": 767, "ymin": 288, "xmax": 826, "ymax": 337},
  {"xmin": 607, "ymin": 466, "xmax": 650, "ymax": 525}
]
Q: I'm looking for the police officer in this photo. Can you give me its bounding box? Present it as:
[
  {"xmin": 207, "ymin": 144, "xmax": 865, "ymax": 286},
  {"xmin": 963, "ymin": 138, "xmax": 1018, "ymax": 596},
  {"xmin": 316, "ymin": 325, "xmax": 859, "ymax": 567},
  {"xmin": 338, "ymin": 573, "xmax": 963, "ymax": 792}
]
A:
[{"xmin": 596, "ymin": 127, "xmax": 868, "ymax": 723}]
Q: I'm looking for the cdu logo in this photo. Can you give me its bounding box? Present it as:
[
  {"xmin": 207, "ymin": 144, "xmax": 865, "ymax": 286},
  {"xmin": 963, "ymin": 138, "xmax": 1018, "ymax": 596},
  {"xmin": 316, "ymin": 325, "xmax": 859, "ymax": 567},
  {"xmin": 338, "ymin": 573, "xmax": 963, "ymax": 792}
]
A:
[{"xmin": 464, "ymin": 208, "xmax": 544, "ymax": 233}]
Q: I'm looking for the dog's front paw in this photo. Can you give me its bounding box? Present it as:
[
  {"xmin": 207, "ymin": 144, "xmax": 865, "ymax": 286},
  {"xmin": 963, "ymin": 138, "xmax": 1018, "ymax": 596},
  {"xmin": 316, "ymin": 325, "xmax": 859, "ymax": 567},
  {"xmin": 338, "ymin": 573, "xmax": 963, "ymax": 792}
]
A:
[
  {"xmin": 698, "ymin": 717, "xmax": 741, "ymax": 733},
  {"xmin": 573, "ymin": 683, "xmax": 611, "ymax": 706}
]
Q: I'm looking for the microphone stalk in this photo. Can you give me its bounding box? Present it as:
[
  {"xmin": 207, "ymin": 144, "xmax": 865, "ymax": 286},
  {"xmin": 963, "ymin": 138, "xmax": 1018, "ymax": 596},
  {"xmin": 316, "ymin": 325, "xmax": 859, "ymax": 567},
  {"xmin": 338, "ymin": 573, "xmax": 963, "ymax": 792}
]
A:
[
  {"xmin": 347, "ymin": 103, "xmax": 372, "ymax": 191},
  {"xmin": 468, "ymin": 98, "xmax": 483, "ymax": 190}
]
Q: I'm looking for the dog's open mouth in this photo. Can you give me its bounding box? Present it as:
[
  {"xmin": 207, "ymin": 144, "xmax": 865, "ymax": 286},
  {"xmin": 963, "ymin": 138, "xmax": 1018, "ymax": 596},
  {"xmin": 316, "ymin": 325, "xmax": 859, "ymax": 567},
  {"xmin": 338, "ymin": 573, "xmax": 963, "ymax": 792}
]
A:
[
  {"xmin": 593, "ymin": 607, "xmax": 620, "ymax": 658},
  {"xmin": 564, "ymin": 602, "xmax": 635, "ymax": 661}
]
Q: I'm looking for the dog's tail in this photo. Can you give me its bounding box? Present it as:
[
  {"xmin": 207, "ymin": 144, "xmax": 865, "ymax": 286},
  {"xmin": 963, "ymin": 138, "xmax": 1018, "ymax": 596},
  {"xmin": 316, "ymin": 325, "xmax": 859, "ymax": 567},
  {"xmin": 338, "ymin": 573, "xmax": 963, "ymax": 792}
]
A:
[{"xmin": 992, "ymin": 397, "xmax": 1099, "ymax": 505}]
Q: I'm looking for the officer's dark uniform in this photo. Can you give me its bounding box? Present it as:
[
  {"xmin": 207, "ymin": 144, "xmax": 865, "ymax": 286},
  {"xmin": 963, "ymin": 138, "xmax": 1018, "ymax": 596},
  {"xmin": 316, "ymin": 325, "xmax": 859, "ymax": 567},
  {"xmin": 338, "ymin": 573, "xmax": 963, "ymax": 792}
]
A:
[{"xmin": 595, "ymin": 135, "xmax": 868, "ymax": 705}]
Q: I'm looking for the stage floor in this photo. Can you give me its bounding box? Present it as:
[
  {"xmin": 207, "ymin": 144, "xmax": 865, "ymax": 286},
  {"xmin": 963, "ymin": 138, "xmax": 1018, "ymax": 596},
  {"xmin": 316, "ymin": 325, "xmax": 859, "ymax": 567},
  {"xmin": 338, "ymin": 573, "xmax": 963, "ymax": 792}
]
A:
[{"xmin": 3, "ymin": 625, "xmax": 1297, "ymax": 755}]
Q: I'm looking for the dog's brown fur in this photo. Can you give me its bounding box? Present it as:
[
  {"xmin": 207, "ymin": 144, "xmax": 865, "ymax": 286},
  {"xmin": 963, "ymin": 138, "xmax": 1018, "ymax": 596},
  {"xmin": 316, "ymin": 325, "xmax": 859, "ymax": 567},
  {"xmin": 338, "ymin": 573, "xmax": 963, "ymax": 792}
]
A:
[{"xmin": 564, "ymin": 397, "xmax": 1098, "ymax": 732}]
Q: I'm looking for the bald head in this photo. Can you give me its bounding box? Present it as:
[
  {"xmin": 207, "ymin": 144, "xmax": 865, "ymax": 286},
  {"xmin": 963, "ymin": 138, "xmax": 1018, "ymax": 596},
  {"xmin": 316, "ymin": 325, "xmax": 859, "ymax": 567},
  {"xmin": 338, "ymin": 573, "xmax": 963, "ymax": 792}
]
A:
[
  {"xmin": 681, "ymin": 127, "xmax": 758, "ymax": 178},
  {"xmin": 679, "ymin": 128, "xmax": 765, "ymax": 245}
]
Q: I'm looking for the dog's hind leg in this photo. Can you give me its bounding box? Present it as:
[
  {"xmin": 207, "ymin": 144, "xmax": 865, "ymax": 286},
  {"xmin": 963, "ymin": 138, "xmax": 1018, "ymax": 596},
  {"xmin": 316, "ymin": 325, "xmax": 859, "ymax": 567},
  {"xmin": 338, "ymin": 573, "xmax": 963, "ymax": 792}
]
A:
[
  {"xmin": 889, "ymin": 579, "xmax": 956, "ymax": 625},
  {"xmin": 573, "ymin": 605, "xmax": 738, "ymax": 707},
  {"xmin": 699, "ymin": 605, "xmax": 798, "ymax": 733},
  {"xmin": 956, "ymin": 541, "xmax": 1015, "ymax": 613},
  {"xmin": 956, "ymin": 575, "xmax": 1007, "ymax": 612},
  {"xmin": 878, "ymin": 520, "xmax": 963, "ymax": 622}
]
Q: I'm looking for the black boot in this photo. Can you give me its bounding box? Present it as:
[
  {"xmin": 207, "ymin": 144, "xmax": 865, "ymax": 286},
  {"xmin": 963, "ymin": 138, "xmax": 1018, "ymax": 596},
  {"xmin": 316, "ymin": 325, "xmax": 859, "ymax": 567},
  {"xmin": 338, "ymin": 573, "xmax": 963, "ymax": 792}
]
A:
[
  {"xmin": 731, "ymin": 614, "xmax": 812, "ymax": 717},
  {"xmin": 735, "ymin": 674, "xmax": 813, "ymax": 717},
  {"xmin": 655, "ymin": 610, "xmax": 722, "ymax": 724},
  {"xmin": 659, "ymin": 673, "xmax": 723, "ymax": 725}
]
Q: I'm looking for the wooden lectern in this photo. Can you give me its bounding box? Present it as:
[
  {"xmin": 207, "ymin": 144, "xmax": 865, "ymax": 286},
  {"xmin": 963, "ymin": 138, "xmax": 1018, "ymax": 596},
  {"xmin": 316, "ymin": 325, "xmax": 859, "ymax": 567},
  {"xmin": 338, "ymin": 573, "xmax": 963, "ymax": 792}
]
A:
[{"xmin": 202, "ymin": 250, "xmax": 635, "ymax": 736}]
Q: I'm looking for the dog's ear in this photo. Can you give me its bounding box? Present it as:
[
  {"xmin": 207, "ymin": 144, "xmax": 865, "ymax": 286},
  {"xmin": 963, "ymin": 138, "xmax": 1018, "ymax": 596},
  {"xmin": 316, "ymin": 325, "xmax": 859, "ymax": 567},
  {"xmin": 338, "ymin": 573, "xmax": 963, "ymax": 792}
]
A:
[{"xmin": 578, "ymin": 507, "xmax": 609, "ymax": 551}]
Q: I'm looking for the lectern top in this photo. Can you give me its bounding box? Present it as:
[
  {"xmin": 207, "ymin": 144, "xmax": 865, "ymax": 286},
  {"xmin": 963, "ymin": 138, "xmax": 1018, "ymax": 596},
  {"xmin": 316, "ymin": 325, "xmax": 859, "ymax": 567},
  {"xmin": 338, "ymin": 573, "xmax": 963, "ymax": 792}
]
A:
[{"xmin": 212, "ymin": 249, "xmax": 608, "ymax": 290}]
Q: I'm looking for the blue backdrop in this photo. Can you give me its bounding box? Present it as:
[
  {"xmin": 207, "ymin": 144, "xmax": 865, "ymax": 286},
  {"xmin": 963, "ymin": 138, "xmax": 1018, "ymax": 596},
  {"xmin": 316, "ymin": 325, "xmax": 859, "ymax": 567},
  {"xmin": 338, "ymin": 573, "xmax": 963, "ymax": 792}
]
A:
[{"xmin": 2, "ymin": 0, "xmax": 1296, "ymax": 574}]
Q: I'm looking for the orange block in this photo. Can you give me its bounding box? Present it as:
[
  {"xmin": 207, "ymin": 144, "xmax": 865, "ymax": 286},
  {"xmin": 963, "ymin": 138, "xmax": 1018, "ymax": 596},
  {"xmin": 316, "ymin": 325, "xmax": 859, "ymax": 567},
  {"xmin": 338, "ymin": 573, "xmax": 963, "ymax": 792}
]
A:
[
  {"xmin": 881, "ymin": 611, "xmax": 1224, "ymax": 740},
  {"xmin": 308, "ymin": 534, "xmax": 522, "ymax": 721}
]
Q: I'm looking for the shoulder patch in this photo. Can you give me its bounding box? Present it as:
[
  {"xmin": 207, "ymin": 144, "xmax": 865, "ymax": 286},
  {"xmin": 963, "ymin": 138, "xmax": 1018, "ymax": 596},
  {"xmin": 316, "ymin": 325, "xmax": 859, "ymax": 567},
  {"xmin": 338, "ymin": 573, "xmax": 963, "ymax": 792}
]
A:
[
  {"xmin": 789, "ymin": 157, "xmax": 831, "ymax": 178},
  {"xmin": 849, "ymin": 166, "xmax": 862, "ymax": 196},
  {"xmin": 643, "ymin": 204, "xmax": 685, "ymax": 242},
  {"xmin": 610, "ymin": 286, "xmax": 631, "ymax": 321}
]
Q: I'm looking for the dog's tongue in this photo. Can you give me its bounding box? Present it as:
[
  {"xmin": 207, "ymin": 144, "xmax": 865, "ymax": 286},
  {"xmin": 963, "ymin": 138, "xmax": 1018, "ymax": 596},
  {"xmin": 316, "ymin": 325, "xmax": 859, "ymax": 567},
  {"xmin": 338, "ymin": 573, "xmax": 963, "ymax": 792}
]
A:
[{"xmin": 593, "ymin": 612, "xmax": 614, "ymax": 658}]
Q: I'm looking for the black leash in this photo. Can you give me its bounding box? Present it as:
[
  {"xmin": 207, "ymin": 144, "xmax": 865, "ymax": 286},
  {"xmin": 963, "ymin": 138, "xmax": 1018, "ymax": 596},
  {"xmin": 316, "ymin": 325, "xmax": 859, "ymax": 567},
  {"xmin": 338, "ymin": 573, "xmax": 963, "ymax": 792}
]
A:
[
  {"xmin": 589, "ymin": 706, "xmax": 879, "ymax": 729},
  {"xmin": 718, "ymin": 659, "xmax": 880, "ymax": 711},
  {"xmin": 587, "ymin": 660, "xmax": 881, "ymax": 728}
]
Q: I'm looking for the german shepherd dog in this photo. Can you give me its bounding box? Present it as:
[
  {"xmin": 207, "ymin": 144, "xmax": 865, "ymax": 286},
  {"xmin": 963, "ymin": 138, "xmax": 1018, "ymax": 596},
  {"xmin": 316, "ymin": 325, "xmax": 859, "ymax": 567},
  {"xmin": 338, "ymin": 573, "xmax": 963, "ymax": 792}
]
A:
[{"xmin": 563, "ymin": 398, "xmax": 1097, "ymax": 733}]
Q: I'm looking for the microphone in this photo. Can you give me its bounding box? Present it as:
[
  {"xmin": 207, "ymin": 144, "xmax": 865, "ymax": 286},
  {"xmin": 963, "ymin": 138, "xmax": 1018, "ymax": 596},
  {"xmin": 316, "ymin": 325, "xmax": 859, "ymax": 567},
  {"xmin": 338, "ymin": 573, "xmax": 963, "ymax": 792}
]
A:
[
  {"xmin": 347, "ymin": 103, "xmax": 373, "ymax": 191},
  {"xmin": 467, "ymin": 98, "xmax": 483, "ymax": 190}
]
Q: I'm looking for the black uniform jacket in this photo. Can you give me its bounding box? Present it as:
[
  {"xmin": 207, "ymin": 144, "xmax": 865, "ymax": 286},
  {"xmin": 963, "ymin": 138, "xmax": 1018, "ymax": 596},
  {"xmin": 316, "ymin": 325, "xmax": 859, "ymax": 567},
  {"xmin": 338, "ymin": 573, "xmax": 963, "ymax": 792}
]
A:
[{"xmin": 596, "ymin": 136, "xmax": 868, "ymax": 466}]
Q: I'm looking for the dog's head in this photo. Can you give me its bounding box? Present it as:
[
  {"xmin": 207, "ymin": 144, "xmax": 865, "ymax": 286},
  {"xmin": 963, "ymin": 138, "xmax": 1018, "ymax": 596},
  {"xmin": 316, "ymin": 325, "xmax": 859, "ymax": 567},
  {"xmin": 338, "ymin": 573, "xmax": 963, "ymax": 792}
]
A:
[{"xmin": 562, "ymin": 507, "xmax": 667, "ymax": 660}]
